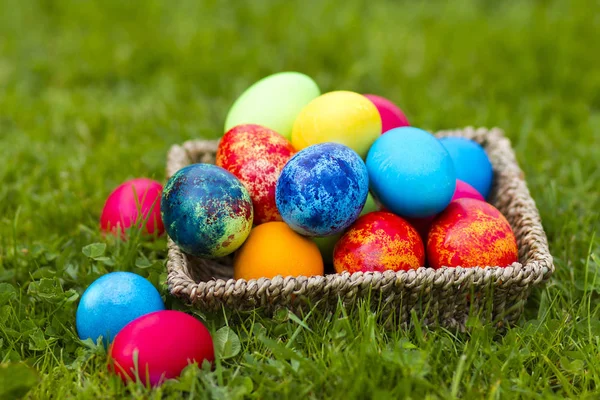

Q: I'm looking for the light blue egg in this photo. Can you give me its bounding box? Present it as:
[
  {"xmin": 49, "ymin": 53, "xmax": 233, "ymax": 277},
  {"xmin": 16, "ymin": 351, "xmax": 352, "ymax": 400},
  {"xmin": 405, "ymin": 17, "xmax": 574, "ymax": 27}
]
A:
[
  {"xmin": 439, "ymin": 137, "xmax": 493, "ymax": 198},
  {"xmin": 366, "ymin": 127, "xmax": 456, "ymax": 218},
  {"xmin": 276, "ymin": 143, "xmax": 369, "ymax": 237},
  {"xmin": 75, "ymin": 272, "xmax": 165, "ymax": 346}
]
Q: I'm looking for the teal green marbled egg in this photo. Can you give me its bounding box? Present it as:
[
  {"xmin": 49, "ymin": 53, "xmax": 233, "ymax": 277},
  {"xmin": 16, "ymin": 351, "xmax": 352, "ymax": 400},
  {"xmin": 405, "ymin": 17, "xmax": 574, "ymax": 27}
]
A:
[{"xmin": 161, "ymin": 164, "xmax": 253, "ymax": 258}]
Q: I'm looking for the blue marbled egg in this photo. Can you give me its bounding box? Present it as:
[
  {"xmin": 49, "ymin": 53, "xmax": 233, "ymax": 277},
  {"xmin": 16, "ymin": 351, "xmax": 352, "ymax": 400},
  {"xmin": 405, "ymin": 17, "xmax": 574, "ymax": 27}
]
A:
[
  {"xmin": 439, "ymin": 136, "xmax": 493, "ymax": 199},
  {"xmin": 76, "ymin": 272, "xmax": 165, "ymax": 346},
  {"xmin": 276, "ymin": 143, "xmax": 369, "ymax": 237},
  {"xmin": 366, "ymin": 127, "xmax": 456, "ymax": 218},
  {"xmin": 161, "ymin": 164, "xmax": 253, "ymax": 258}
]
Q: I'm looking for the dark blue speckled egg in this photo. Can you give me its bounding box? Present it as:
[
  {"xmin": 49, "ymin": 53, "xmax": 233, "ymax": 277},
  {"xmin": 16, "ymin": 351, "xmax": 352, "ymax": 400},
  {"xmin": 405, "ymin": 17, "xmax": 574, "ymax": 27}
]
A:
[
  {"xmin": 276, "ymin": 143, "xmax": 369, "ymax": 237},
  {"xmin": 76, "ymin": 272, "xmax": 165, "ymax": 346},
  {"xmin": 161, "ymin": 164, "xmax": 253, "ymax": 258}
]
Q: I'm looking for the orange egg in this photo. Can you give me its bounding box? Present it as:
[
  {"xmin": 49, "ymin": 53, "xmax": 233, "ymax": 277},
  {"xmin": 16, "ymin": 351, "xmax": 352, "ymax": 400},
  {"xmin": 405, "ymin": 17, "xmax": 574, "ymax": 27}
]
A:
[{"xmin": 233, "ymin": 222, "xmax": 324, "ymax": 280}]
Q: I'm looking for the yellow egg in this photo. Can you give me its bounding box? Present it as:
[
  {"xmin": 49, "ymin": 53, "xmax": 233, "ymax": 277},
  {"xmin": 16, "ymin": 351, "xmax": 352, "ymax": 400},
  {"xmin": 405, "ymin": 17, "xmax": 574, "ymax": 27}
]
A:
[{"xmin": 291, "ymin": 91, "xmax": 382, "ymax": 159}]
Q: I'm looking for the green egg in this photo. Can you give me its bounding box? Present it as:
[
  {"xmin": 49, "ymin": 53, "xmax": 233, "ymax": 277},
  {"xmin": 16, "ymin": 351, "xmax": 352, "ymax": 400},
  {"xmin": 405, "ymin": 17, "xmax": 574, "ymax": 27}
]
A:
[
  {"xmin": 225, "ymin": 72, "xmax": 320, "ymax": 140},
  {"xmin": 360, "ymin": 192, "xmax": 379, "ymax": 216},
  {"xmin": 313, "ymin": 233, "xmax": 343, "ymax": 265}
]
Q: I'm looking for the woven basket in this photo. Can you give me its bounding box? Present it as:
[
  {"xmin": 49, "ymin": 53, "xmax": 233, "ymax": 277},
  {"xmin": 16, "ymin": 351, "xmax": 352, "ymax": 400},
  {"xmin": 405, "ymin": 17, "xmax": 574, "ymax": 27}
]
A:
[{"xmin": 165, "ymin": 127, "xmax": 554, "ymax": 330}]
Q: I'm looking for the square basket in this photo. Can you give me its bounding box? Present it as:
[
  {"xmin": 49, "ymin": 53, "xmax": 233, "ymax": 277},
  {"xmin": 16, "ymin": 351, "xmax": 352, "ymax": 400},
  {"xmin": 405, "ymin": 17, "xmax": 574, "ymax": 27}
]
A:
[{"xmin": 164, "ymin": 127, "xmax": 554, "ymax": 330}]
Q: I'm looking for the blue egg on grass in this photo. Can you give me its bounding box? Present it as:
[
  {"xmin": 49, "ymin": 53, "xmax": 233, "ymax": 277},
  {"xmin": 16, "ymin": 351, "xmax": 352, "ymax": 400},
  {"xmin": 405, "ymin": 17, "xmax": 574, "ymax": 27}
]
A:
[
  {"xmin": 276, "ymin": 143, "xmax": 369, "ymax": 237},
  {"xmin": 76, "ymin": 272, "xmax": 165, "ymax": 346},
  {"xmin": 439, "ymin": 136, "xmax": 493, "ymax": 198},
  {"xmin": 366, "ymin": 127, "xmax": 456, "ymax": 218},
  {"xmin": 161, "ymin": 164, "xmax": 253, "ymax": 258}
]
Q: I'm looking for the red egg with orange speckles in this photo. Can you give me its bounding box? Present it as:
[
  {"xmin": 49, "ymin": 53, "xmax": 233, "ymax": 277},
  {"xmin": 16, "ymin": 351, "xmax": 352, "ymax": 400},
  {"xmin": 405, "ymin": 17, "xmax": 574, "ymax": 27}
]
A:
[
  {"xmin": 427, "ymin": 198, "xmax": 518, "ymax": 269},
  {"xmin": 216, "ymin": 124, "xmax": 296, "ymax": 225},
  {"xmin": 333, "ymin": 211, "xmax": 425, "ymax": 273}
]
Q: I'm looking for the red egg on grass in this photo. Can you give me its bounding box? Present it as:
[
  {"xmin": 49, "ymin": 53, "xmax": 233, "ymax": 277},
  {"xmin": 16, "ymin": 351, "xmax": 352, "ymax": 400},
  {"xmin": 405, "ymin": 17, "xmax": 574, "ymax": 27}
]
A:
[
  {"xmin": 427, "ymin": 198, "xmax": 518, "ymax": 269},
  {"xmin": 216, "ymin": 124, "xmax": 296, "ymax": 224},
  {"xmin": 109, "ymin": 310, "xmax": 214, "ymax": 387},
  {"xmin": 100, "ymin": 178, "xmax": 164, "ymax": 238},
  {"xmin": 333, "ymin": 211, "xmax": 424, "ymax": 273}
]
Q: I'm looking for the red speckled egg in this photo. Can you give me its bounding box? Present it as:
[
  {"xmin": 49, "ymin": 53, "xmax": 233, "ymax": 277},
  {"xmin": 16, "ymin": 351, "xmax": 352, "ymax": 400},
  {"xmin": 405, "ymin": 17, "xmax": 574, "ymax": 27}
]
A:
[
  {"xmin": 216, "ymin": 124, "xmax": 296, "ymax": 224},
  {"xmin": 108, "ymin": 310, "xmax": 214, "ymax": 386},
  {"xmin": 100, "ymin": 178, "xmax": 164, "ymax": 238},
  {"xmin": 333, "ymin": 211, "xmax": 424, "ymax": 273},
  {"xmin": 427, "ymin": 198, "xmax": 518, "ymax": 268}
]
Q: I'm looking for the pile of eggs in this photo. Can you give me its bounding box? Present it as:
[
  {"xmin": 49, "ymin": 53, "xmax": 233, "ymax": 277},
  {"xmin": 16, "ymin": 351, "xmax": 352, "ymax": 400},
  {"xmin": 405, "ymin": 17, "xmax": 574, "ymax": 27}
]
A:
[
  {"xmin": 162, "ymin": 71, "xmax": 519, "ymax": 278},
  {"xmin": 83, "ymin": 179, "xmax": 217, "ymax": 386},
  {"xmin": 79, "ymin": 71, "xmax": 519, "ymax": 386}
]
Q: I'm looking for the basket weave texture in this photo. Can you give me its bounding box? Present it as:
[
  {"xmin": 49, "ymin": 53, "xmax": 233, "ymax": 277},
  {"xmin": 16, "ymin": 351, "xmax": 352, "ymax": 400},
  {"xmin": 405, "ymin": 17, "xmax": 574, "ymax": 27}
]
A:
[{"xmin": 165, "ymin": 127, "xmax": 554, "ymax": 329}]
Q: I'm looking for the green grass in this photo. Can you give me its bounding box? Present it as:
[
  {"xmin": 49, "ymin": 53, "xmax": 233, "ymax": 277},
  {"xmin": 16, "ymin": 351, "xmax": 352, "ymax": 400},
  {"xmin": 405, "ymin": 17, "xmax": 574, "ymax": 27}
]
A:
[{"xmin": 0, "ymin": 0, "xmax": 599, "ymax": 398}]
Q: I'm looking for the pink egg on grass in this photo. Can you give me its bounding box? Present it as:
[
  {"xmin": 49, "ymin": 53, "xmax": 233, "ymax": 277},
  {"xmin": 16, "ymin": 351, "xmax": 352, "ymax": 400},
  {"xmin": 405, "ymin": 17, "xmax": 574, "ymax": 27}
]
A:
[
  {"xmin": 100, "ymin": 178, "xmax": 164, "ymax": 238},
  {"xmin": 109, "ymin": 310, "xmax": 215, "ymax": 386},
  {"xmin": 405, "ymin": 180, "xmax": 485, "ymax": 240},
  {"xmin": 363, "ymin": 94, "xmax": 410, "ymax": 134}
]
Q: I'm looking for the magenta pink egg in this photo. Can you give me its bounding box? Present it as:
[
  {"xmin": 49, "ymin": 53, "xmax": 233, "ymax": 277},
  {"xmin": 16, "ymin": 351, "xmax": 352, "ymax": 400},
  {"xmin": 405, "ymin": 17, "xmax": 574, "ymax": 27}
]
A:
[
  {"xmin": 452, "ymin": 179, "xmax": 485, "ymax": 202},
  {"xmin": 363, "ymin": 94, "xmax": 410, "ymax": 134},
  {"xmin": 100, "ymin": 178, "xmax": 164, "ymax": 238},
  {"xmin": 108, "ymin": 310, "xmax": 215, "ymax": 386}
]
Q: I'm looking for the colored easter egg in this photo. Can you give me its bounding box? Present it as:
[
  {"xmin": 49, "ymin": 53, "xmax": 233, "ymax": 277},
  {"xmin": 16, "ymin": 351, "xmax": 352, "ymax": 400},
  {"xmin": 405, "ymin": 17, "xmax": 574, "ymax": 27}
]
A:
[
  {"xmin": 234, "ymin": 222, "xmax": 324, "ymax": 280},
  {"xmin": 405, "ymin": 179, "xmax": 486, "ymax": 239},
  {"xmin": 161, "ymin": 164, "xmax": 253, "ymax": 258},
  {"xmin": 276, "ymin": 143, "xmax": 369, "ymax": 237},
  {"xmin": 363, "ymin": 94, "xmax": 410, "ymax": 133},
  {"xmin": 367, "ymin": 127, "xmax": 456, "ymax": 218},
  {"xmin": 312, "ymin": 232, "xmax": 343, "ymax": 266},
  {"xmin": 100, "ymin": 178, "xmax": 164, "ymax": 238},
  {"xmin": 333, "ymin": 211, "xmax": 424, "ymax": 273},
  {"xmin": 360, "ymin": 192, "xmax": 380, "ymax": 216},
  {"xmin": 291, "ymin": 91, "xmax": 382, "ymax": 159},
  {"xmin": 109, "ymin": 310, "xmax": 214, "ymax": 386},
  {"xmin": 453, "ymin": 179, "xmax": 485, "ymax": 202},
  {"xmin": 225, "ymin": 72, "xmax": 320, "ymax": 140},
  {"xmin": 439, "ymin": 137, "xmax": 493, "ymax": 198},
  {"xmin": 427, "ymin": 198, "xmax": 518, "ymax": 268},
  {"xmin": 216, "ymin": 124, "xmax": 295, "ymax": 225},
  {"xmin": 76, "ymin": 272, "xmax": 165, "ymax": 346}
]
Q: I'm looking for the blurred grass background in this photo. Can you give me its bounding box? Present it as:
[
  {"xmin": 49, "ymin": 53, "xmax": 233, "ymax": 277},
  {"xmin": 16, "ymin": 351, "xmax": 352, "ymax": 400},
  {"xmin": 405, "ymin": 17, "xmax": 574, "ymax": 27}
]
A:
[{"xmin": 0, "ymin": 0, "xmax": 599, "ymax": 398}]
